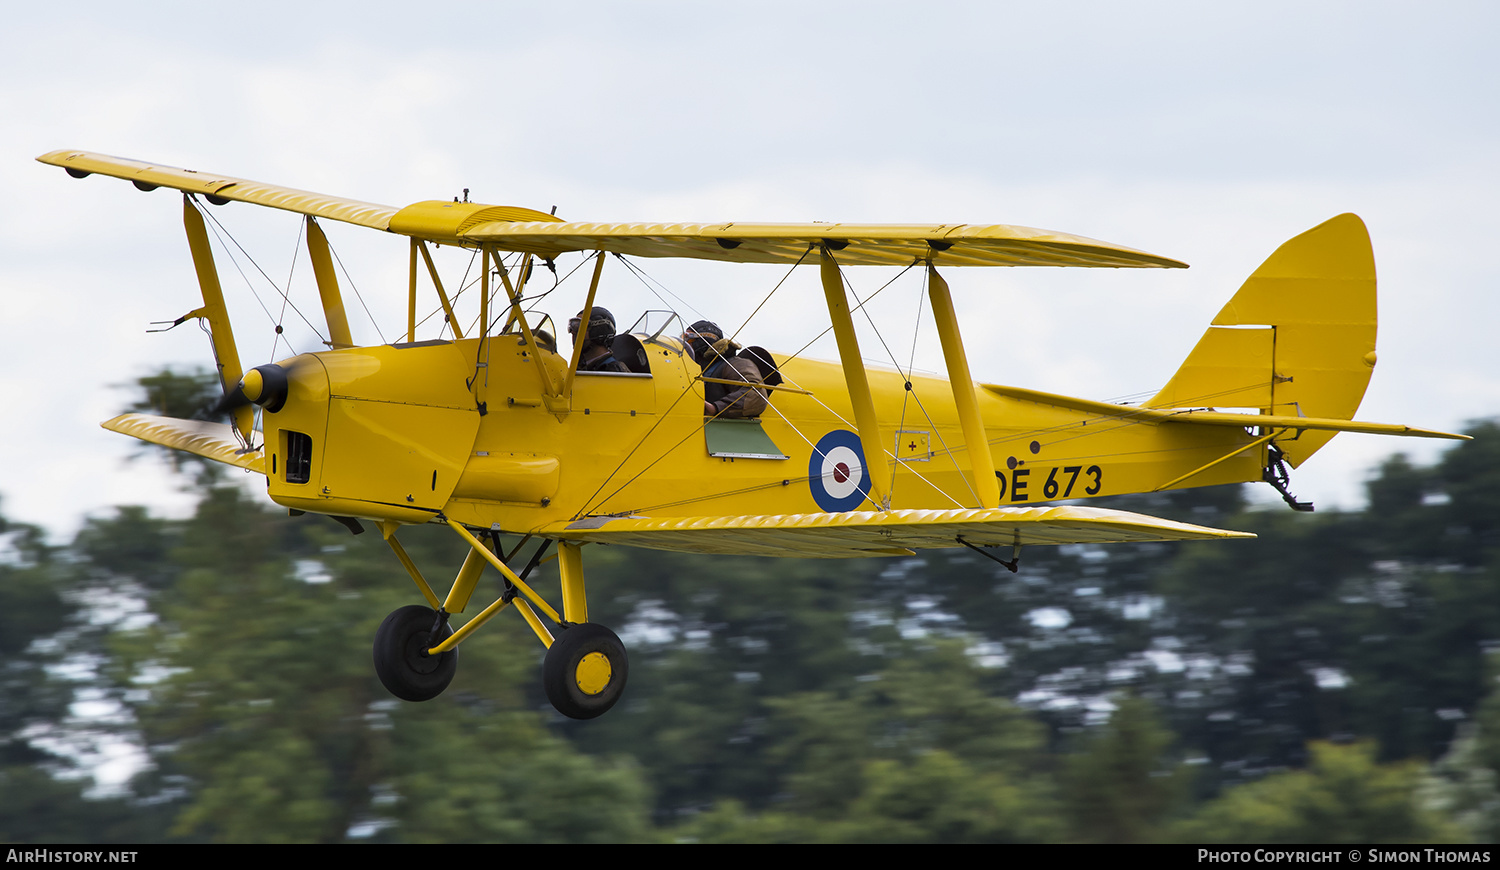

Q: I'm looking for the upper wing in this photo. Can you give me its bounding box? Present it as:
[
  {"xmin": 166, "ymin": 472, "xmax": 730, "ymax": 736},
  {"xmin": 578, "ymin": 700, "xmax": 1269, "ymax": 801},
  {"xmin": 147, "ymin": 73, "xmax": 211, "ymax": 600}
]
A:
[
  {"xmin": 39, "ymin": 150, "xmax": 400, "ymax": 231},
  {"xmin": 103, "ymin": 413, "xmax": 265, "ymax": 474},
  {"xmin": 40, "ymin": 149, "xmax": 1183, "ymax": 268},
  {"xmin": 457, "ymin": 221, "xmax": 1188, "ymax": 268},
  {"xmin": 544, "ymin": 505, "xmax": 1250, "ymax": 558}
]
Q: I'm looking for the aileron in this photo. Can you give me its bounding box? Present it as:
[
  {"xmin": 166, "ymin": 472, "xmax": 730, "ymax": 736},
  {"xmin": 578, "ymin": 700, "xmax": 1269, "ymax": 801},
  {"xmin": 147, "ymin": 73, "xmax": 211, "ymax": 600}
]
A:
[{"xmin": 39, "ymin": 150, "xmax": 398, "ymax": 231}]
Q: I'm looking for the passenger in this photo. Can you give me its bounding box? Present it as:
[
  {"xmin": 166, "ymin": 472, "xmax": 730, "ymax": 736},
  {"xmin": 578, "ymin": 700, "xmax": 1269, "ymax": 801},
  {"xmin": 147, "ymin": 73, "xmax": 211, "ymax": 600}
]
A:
[
  {"xmin": 682, "ymin": 320, "xmax": 767, "ymax": 418},
  {"xmin": 569, "ymin": 307, "xmax": 629, "ymax": 373}
]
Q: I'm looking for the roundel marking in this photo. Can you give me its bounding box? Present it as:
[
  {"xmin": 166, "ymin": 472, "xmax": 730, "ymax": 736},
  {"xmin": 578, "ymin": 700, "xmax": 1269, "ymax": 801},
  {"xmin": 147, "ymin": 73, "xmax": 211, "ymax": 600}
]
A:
[{"xmin": 809, "ymin": 429, "xmax": 870, "ymax": 512}]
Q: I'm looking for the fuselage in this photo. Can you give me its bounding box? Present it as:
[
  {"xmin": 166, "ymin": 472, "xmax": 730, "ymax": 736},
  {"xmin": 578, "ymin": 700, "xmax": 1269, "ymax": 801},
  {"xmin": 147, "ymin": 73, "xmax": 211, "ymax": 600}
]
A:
[{"xmin": 260, "ymin": 331, "xmax": 1263, "ymax": 533}]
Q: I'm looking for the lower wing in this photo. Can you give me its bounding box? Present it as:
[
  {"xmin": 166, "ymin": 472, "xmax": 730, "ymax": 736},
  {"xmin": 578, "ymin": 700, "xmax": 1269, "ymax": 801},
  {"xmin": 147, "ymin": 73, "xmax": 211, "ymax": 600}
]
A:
[
  {"xmin": 103, "ymin": 413, "xmax": 265, "ymax": 474},
  {"xmin": 546, "ymin": 506, "xmax": 1252, "ymax": 558}
]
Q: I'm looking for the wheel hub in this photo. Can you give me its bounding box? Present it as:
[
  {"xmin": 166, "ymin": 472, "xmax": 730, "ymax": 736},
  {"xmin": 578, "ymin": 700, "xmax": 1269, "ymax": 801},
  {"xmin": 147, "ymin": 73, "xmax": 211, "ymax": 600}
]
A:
[{"xmin": 575, "ymin": 652, "xmax": 613, "ymax": 695}]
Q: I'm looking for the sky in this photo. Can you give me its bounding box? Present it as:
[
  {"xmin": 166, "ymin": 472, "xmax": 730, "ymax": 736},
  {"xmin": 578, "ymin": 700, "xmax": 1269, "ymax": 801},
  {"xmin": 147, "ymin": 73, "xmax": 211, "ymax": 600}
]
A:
[{"xmin": 3, "ymin": 1, "xmax": 1498, "ymax": 538}]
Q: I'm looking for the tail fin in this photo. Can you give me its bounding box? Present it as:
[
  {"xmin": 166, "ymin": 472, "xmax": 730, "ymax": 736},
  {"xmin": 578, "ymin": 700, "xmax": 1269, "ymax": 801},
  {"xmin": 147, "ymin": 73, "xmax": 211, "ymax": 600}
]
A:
[{"xmin": 1145, "ymin": 214, "xmax": 1377, "ymax": 468}]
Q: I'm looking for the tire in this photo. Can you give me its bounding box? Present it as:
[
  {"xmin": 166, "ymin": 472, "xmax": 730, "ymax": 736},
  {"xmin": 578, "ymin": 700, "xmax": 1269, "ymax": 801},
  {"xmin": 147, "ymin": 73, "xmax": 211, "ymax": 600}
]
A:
[
  {"xmin": 373, "ymin": 605, "xmax": 457, "ymax": 702},
  {"xmin": 542, "ymin": 623, "xmax": 629, "ymax": 720}
]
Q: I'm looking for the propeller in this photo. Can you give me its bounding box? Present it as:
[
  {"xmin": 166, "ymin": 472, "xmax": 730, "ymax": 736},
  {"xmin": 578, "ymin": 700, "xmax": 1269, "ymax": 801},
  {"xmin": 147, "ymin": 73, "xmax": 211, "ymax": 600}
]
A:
[{"xmin": 211, "ymin": 362, "xmax": 292, "ymax": 419}]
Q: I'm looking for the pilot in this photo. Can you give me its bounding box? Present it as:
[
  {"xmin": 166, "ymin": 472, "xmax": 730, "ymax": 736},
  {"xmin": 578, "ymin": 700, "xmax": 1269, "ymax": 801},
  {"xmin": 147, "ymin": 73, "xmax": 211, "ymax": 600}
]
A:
[
  {"xmin": 682, "ymin": 320, "xmax": 767, "ymax": 418},
  {"xmin": 569, "ymin": 307, "xmax": 629, "ymax": 373}
]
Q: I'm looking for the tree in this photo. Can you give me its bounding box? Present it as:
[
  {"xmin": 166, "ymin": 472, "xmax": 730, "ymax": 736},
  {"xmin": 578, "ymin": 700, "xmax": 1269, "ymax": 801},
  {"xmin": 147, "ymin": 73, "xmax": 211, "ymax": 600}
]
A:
[
  {"xmin": 1178, "ymin": 742, "xmax": 1462, "ymax": 843},
  {"xmin": 1062, "ymin": 695, "xmax": 1190, "ymax": 843},
  {"xmin": 98, "ymin": 484, "xmax": 652, "ymax": 842},
  {"xmin": 122, "ymin": 368, "xmax": 228, "ymax": 483},
  {"xmin": 673, "ymin": 641, "xmax": 1062, "ymax": 843},
  {"xmin": 0, "ymin": 505, "xmax": 162, "ymax": 842}
]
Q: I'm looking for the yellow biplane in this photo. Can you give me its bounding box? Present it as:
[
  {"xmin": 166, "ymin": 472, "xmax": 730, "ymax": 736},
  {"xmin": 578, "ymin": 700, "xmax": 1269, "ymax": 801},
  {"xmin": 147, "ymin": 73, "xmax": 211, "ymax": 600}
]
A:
[{"xmin": 38, "ymin": 149, "xmax": 1464, "ymax": 720}]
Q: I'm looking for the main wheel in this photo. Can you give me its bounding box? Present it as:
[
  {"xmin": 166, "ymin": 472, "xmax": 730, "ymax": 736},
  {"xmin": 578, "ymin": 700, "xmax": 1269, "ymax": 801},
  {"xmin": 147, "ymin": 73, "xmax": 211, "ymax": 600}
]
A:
[
  {"xmin": 543, "ymin": 623, "xmax": 629, "ymax": 720},
  {"xmin": 373, "ymin": 605, "xmax": 457, "ymax": 702}
]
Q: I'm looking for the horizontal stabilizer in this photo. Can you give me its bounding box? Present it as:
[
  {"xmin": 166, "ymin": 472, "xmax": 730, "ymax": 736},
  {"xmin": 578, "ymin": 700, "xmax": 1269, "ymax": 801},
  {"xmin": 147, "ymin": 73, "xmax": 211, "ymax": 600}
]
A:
[
  {"xmin": 1155, "ymin": 409, "xmax": 1467, "ymax": 440},
  {"xmin": 983, "ymin": 385, "xmax": 1466, "ymax": 440},
  {"xmin": 546, "ymin": 505, "xmax": 1252, "ymax": 558},
  {"xmin": 102, "ymin": 413, "xmax": 265, "ymax": 474}
]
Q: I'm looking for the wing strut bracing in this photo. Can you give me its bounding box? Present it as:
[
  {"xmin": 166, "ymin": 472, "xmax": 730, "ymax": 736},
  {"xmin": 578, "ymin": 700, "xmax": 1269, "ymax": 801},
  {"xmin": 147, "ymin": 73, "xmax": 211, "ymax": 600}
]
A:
[
  {"xmin": 927, "ymin": 263, "xmax": 1000, "ymax": 507},
  {"xmin": 304, "ymin": 218, "xmax": 354, "ymax": 349},
  {"xmin": 181, "ymin": 195, "xmax": 252, "ymax": 444},
  {"xmin": 819, "ymin": 246, "xmax": 889, "ymax": 510}
]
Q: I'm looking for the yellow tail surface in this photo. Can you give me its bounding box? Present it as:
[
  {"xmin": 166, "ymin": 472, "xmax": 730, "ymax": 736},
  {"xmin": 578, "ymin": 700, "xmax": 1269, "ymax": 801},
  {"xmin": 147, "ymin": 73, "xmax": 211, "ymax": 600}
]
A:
[{"xmin": 1145, "ymin": 214, "xmax": 1377, "ymax": 468}]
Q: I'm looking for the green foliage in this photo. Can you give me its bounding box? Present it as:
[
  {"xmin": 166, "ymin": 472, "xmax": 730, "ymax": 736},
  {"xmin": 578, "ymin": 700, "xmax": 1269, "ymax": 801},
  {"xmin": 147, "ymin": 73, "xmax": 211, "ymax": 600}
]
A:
[
  {"xmin": 1178, "ymin": 742, "xmax": 1462, "ymax": 843},
  {"xmin": 0, "ymin": 502, "xmax": 156, "ymax": 842},
  {"xmin": 1140, "ymin": 425, "xmax": 1500, "ymax": 780},
  {"xmin": 0, "ymin": 767, "xmax": 168, "ymax": 843},
  {"xmin": 1422, "ymin": 723, "xmax": 1500, "ymax": 843},
  {"xmin": 105, "ymin": 488, "xmax": 653, "ymax": 843},
  {"xmin": 673, "ymin": 642, "xmax": 1061, "ymax": 843},
  {"xmin": 122, "ymin": 368, "xmax": 228, "ymax": 483},
  {"xmin": 126, "ymin": 367, "xmax": 223, "ymax": 421},
  {"xmin": 0, "ymin": 512, "xmax": 78, "ymax": 767},
  {"xmin": 1423, "ymin": 650, "xmax": 1500, "ymax": 842},
  {"xmin": 885, "ymin": 422, "xmax": 1500, "ymax": 792},
  {"xmin": 681, "ymin": 749, "xmax": 1054, "ymax": 844},
  {"xmin": 1062, "ymin": 696, "xmax": 1190, "ymax": 843}
]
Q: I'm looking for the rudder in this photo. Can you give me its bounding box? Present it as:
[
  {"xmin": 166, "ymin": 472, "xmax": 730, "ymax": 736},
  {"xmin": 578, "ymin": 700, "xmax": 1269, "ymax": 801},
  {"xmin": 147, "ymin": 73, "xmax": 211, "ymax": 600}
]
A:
[{"xmin": 1146, "ymin": 214, "xmax": 1377, "ymax": 468}]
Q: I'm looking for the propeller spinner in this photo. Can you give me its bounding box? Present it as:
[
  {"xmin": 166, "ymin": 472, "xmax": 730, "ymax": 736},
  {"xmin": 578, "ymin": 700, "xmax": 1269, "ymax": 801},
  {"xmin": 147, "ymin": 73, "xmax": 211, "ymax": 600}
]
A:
[{"xmin": 214, "ymin": 363, "xmax": 291, "ymax": 418}]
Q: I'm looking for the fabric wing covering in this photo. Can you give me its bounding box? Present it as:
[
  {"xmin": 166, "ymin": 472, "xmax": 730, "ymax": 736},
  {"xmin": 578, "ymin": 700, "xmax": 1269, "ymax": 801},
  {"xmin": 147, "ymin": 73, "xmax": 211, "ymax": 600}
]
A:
[
  {"xmin": 37, "ymin": 151, "xmax": 1186, "ymax": 269},
  {"xmin": 102, "ymin": 414, "xmax": 264, "ymax": 474},
  {"xmin": 550, "ymin": 506, "xmax": 1252, "ymax": 558}
]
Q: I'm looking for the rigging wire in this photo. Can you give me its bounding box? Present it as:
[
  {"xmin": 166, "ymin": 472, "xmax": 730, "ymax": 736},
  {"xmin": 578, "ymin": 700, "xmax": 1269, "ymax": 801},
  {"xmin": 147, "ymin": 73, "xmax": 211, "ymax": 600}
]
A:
[
  {"xmin": 407, "ymin": 248, "xmax": 626, "ymax": 340},
  {"xmin": 324, "ymin": 229, "xmax": 387, "ymax": 346},
  {"xmin": 562, "ymin": 246, "xmax": 1273, "ymax": 515},
  {"xmin": 613, "ymin": 255, "xmax": 706, "ymax": 323},
  {"xmin": 194, "ymin": 204, "xmax": 280, "ymax": 334},
  {"xmin": 771, "ymin": 369, "xmax": 964, "ymax": 512},
  {"xmin": 600, "ymin": 255, "xmax": 971, "ymax": 513},
  {"xmin": 832, "ymin": 261, "xmax": 981, "ymax": 506},
  {"xmin": 620, "ymin": 380, "xmax": 961, "ymax": 515},
  {"xmin": 197, "ymin": 200, "xmax": 326, "ymax": 347},
  {"xmin": 497, "ymin": 253, "xmax": 577, "ymax": 323},
  {"xmin": 773, "ymin": 386, "xmax": 963, "ymax": 511},
  {"xmin": 454, "ymin": 246, "xmax": 481, "ymax": 339},
  {"xmin": 598, "ymin": 335, "xmax": 971, "ymax": 515},
  {"xmin": 575, "ymin": 253, "xmax": 809, "ymax": 516},
  {"xmin": 871, "ymin": 307, "xmax": 978, "ymax": 503},
  {"xmin": 1103, "ymin": 388, "xmax": 1163, "ymax": 406},
  {"xmin": 572, "ymin": 379, "xmax": 704, "ymax": 519},
  {"xmin": 608, "ymin": 388, "xmax": 1270, "ymax": 517},
  {"xmin": 726, "ymin": 247, "xmax": 811, "ymax": 345},
  {"xmin": 270, "ymin": 218, "xmax": 304, "ymax": 361},
  {"xmin": 775, "ymin": 262, "xmax": 916, "ymax": 367},
  {"xmin": 884, "ymin": 374, "xmax": 1280, "ymax": 478},
  {"xmin": 889, "ymin": 268, "xmax": 927, "ymax": 498}
]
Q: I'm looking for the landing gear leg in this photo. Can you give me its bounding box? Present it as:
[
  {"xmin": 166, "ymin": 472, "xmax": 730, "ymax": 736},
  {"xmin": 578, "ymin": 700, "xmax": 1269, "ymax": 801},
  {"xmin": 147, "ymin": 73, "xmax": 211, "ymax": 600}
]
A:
[{"xmin": 384, "ymin": 524, "xmax": 631, "ymax": 718}]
